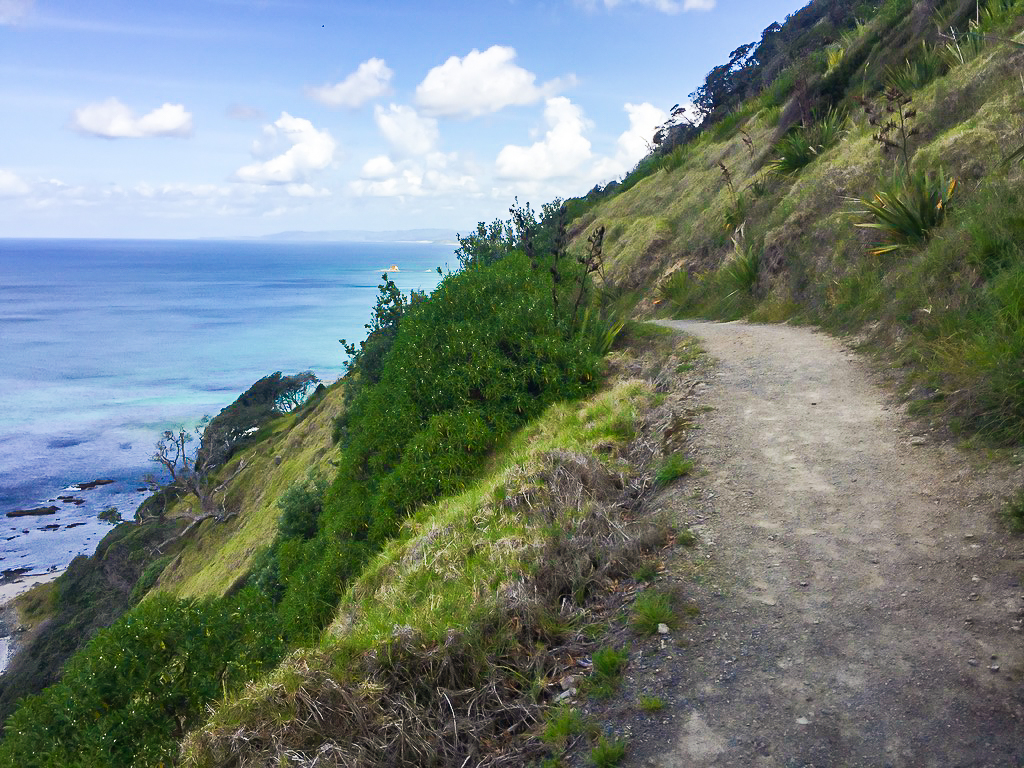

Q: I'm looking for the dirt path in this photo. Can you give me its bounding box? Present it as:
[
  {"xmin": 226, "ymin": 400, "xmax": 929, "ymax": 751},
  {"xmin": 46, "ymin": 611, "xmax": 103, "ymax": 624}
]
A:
[{"xmin": 636, "ymin": 320, "xmax": 1024, "ymax": 767}]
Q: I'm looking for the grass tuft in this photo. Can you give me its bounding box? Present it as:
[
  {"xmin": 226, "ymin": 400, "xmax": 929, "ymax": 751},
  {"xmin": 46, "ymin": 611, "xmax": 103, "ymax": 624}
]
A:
[
  {"xmin": 654, "ymin": 454, "xmax": 695, "ymax": 488},
  {"xmin": 676, "ymin": 528, "xmax": 698, "ymax": 547},
  {"xmin": 588, "ymin": 647, "xmax": 629, "ymax": 699},
  {"xmin": 637, "ymin": 695, "xmax": 665, "ymax": 712},
  {"xmin": 1002, "ymin": 490, "xmax": 1024, "ymax": 533},
  {"xmin": 542, "ymin": 706, "xmax": 587, "ymax": 747},
  {"xmin": 632, "ymin": 560, "xmax": 659, "ymax": 583},
  {"xmin": 590, "ymin": 735, "xmax": 628, "ymax": 768},
  {"xmin": 630, "ymin": 590, "xmax": 677, "ymax": 635}
]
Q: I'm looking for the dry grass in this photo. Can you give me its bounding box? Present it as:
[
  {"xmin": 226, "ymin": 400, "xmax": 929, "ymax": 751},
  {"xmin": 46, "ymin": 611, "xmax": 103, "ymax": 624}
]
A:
[{"xmin": 181, "ymin": 335, "xmax": 703, "ymax": 768}]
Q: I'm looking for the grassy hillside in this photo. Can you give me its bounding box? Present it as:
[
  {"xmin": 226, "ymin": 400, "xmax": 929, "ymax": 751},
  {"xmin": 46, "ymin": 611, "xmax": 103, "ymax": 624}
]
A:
[
  {"xmin": 153, "ymin": 380, "xmax": 346, "ymax": 599},
  {"xmin": 569, "ymin": 0, "xmax": 1024, "ymax": 443},
  {"xmin": 5, "ymin": 0, "xmax": 1024, "ymax": 763},
  {"xmin": 182, "ymin": 328, "xmax": 700, "ymax": 767}
]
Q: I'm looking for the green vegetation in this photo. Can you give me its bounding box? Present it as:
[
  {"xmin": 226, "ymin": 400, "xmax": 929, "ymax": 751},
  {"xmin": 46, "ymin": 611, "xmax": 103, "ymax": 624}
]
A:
[
  {"xmin": 633, "ymin": 560, "xmax": 660, "ymax": 583},
  {"xmin": 638, "ymin": 695, "xmax": 666, "ymax": 712},
  {"xmin": 576, "ymin": 0, "xmax": 1024, "ymax": 448},
  {"xmin": 677, "ymin": 528, "xmax": 698, "ymax": 547},
  {"xmin": 854, "ymin": 169, "xmax": 957, "ymax": 255},
  {"xmin": 1, "ymin": 591, "xmax": 282, "ymax": 767},
  {"xmin": 630, "ymin": 590, "xmax": 678, "ymax": 635},
  {"xmin": 542, "ymin": 706, "xmax": 588, "ymax": 748},
  {"xmin": 1002, "ymin": 489, "xmax": 1024, "ymax": 531},
  {"xmin": 588, "ymin": 647, "xmax": 630, "ymax": 699},
  {"xmin": 589, "ymin": 734, "xmax": 628, "ymax": 767},
  {"xmin": 654, "ymin": 453, "xmax": 695, "ymax": 488},
  {"xmin": 769, "ymin": 108, "xmax": 847, "ymax": 175},
  {"xmin": 0, "ymin": 198, "xmax": 636, "ymax": 765}
]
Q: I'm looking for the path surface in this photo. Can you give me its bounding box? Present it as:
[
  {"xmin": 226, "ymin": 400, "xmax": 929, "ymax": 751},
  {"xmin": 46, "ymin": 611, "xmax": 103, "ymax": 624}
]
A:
[{"xmin": 644, "ymin": 320, "xmax": 1024, "ymax": 767}]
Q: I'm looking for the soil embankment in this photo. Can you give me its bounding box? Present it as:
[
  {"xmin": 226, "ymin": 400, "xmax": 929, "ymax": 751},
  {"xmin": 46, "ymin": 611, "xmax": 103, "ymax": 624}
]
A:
[{"xmin": 642, "ymin": 320, "xmax": 1024, "ymax": 767}]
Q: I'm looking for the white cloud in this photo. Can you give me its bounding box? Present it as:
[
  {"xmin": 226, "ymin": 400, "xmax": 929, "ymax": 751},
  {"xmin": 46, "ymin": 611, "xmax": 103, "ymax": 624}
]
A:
[
  {"xmin": 350, "ymin": 153, "xmax": 477, "ymax": 199},
  {"xmin": 495, "ymin": 97, "xmax": 592, "ymax": 181},
  {"xmin": 0, "ymin": 169, "xmax": 30, "ymax": 197},
  {"xmin": 361, "ymin": 155, "xmax": 396, "ymax": 179},
  {"xmin": 306, "ymin": 57, "xmax": 393, "ymax": 108},
  {"xmin": 415, "ymin": 45, "xmax": 570, "ymax": 118},
  {"xmin": 592, "ymin": 101, "xmax": 667, "ymax": 181},
  {"xmin": 374, "ymin": 104, "xmax": 438, "ymax": 156},
  {"xmin": 71, "ymin": 98, "xmax": 193, "ymax": 138},
  {"xmin": 285, "ymin": 183, "xmax": 330, "ymax": 198},
  {"xmin": 0, "ymin": 0, "xmax": 32, "ymax": 24},
  {"xmin": 236, "ymin": 112, "xmax": 336, "ymax": 184},
  {"xmin": 582, "ymin": 0, "xmax": 715, "ymax": 12}
]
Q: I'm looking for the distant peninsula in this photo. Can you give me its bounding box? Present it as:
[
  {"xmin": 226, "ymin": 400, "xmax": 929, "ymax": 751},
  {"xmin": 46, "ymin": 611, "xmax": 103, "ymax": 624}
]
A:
[{"xmin": 243, "ymin": 228, "xmax": 460, "ymax": 244}]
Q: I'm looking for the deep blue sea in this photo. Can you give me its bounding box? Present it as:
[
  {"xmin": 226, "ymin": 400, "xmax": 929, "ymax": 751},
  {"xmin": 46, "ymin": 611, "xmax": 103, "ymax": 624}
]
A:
[{"xmin": 0, "ymin": 239, "xmax": 449, "ymax": 575}]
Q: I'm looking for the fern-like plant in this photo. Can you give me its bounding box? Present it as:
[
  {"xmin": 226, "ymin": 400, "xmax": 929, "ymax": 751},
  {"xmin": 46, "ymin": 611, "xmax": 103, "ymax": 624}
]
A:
[
  {"xmin": 719, "ymin": 233, "xmax": 761, "ymax": 295},
  {"xmin": 855, "ymin": 169, "xmax": 956, "ymax": 255},
  {"xmin": 768, "ymin": 108, "xmax": 847, "ymax": 175},
  {"xmin": 885, "ymin": 43, "xmax": 944, "ymax": 92}
]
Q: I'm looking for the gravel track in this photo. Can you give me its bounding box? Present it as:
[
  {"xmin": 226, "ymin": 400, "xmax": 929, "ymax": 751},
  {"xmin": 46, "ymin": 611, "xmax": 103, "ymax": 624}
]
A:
[{"xmin": 641, "ymin": 320, "xmax": 1024, "ymax": 768}]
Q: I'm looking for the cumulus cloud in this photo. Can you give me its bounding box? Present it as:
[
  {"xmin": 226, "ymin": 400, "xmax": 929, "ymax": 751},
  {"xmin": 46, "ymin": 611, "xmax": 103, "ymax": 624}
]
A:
[
  {"xmin": 71, "ymin": 98, "xmax": 193, "ymax": 138},
  {"xmin": 360, "ymin": 155, "xmax": 397, "ymax": 179},
  {"xmin": 0, "ymin": 169, "xmax": 30, "ymax": 197},
  {"xmin": 495, "ymin": 97, "xmax": 593, "ymax": 181},
  {"xmin": 581, "ymin": 0, "xmax": 715, "ymax": 11},
  {"xmin": 592, "ymin": 101, "xmax": 668, "ymax": 181},
  {"xmin": 415, "ymin": 45, "xmax": 571, "ymax": 118},
  {"xmin": 236, "ymin": 112, "xmax": 336, "ymax": 184},
  {"xmin": 306, "ymin": 57, "xmax": 393, "ymax": 108},
  {"xmin": 374, "ymin": 104, "xmax": 439, "ymax": 156},
  {"xmin": 350, "ymin": 152, "xmax": 477, "ymax": 199},
  {"xmin": 0, "ymin": 0, "xmax": 32, "ymax": 24}
]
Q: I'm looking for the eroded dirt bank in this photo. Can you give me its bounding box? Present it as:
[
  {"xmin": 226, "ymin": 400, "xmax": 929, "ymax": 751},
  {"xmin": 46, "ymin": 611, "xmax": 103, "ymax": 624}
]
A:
[{"xmin": 638, "ymin": 320, "xmax": 1024, "ymax": 767}]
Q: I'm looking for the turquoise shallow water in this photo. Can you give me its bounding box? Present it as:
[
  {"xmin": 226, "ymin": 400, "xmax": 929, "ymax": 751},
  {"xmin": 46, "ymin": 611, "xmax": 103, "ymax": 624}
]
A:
[{"xmin": 0, "ymin": 238, "xmax": 448, "ymax": 573}]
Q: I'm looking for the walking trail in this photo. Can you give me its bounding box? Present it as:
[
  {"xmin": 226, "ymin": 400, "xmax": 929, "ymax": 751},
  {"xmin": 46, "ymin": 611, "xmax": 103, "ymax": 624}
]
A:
[{"xmin": 634, "ymin": 320, "xmax": 1024, "ymax": 767}]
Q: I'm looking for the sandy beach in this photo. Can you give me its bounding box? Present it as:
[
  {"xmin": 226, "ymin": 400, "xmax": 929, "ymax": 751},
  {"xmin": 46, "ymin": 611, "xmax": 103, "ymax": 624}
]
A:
[
  {"xmin": 0, "ymin": 571, "xmax": 63, "ymax": 675},
  {"xmin": 0, "ymin": 571, "xmax": 62, "ymax": 608}
]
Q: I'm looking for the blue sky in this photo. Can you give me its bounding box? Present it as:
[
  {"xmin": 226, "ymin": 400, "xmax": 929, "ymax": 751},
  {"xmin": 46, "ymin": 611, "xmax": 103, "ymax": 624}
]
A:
[{"xmin": 0, "ymin": 0, "xmax": 799, "ymax": 238}]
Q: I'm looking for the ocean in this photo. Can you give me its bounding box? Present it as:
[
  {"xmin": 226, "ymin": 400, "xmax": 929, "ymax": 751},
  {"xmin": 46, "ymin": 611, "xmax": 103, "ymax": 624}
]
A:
[{"xmin": 0, "ymin": 238, "xmax": 449, "ymax": 575}]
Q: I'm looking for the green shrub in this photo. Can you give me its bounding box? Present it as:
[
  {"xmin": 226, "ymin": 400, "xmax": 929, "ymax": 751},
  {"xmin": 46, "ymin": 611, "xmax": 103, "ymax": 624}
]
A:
[
  {"xmin": 718, "ymin": 239, "xmax": 761, "ymax": 298},
  {"xmin": 632, "ymin": 560, "xmax": 659, "ymax": 583},
  {"xmin": 769, "ymin": 108, "xmax": 846, "ymax": 176},
  {"xmin": 630, "ymin": 590, "xmax": 677, "ymax": 635},
  {"xmin": 769, "ymin": 130, "xmax": 818, "ymax": 175},
  {"xmin": 658, "ymin": 270, "xmax": 702, "ymax": 315},
  {"xmin": 0, "ymin": 591, "xmax": 283, "ymax": 767},
  {"xmin": 276, "ymin": 470, "xmax": 327, "ymax": 540},
  {"xmin": 276, "ymin": 248, "xmax": 601, "ymax": 641},
  {"xmin": 855, "ymin": 169, "xmax": 956, "ymax": 255},
  {"xmin": 677, "ymin": 528, "xmax": 698, "ymax": 547}
]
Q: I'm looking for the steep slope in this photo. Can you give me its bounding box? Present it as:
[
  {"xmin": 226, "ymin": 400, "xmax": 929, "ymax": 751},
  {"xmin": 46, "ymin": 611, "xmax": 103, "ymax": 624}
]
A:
[
  {"xmin": 569, "ymin": 0, "xmax": 1024, "ymax": 441},
  {"xmin": 152, "ymin": 380, "xmax": 346, "ymax": 599}
]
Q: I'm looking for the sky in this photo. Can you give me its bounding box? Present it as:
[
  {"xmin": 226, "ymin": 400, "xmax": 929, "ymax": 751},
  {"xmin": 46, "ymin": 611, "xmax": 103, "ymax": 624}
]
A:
[{"xmin": 0, "ymin": 0, "xmax": 801, "ymax": 239}]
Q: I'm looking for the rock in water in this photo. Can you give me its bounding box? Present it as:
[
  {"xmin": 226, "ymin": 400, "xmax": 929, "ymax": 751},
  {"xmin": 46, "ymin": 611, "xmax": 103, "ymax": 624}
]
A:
[{"xmin": 7, "ymin": 506, "xmax": 59, "ymax": 518}]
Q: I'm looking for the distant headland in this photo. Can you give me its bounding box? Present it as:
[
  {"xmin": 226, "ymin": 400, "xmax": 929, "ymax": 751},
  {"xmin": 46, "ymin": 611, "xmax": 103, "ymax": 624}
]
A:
[{"xmin": 220, "ymin": 228, "xmax": 461, "ymax": 245}]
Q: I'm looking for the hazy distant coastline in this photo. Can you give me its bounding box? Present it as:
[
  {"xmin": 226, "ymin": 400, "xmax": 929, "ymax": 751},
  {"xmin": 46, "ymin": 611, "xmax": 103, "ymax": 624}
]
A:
[{"xmin": 216, "ymin": 228, "xmax": 461, "ymax": 245}]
